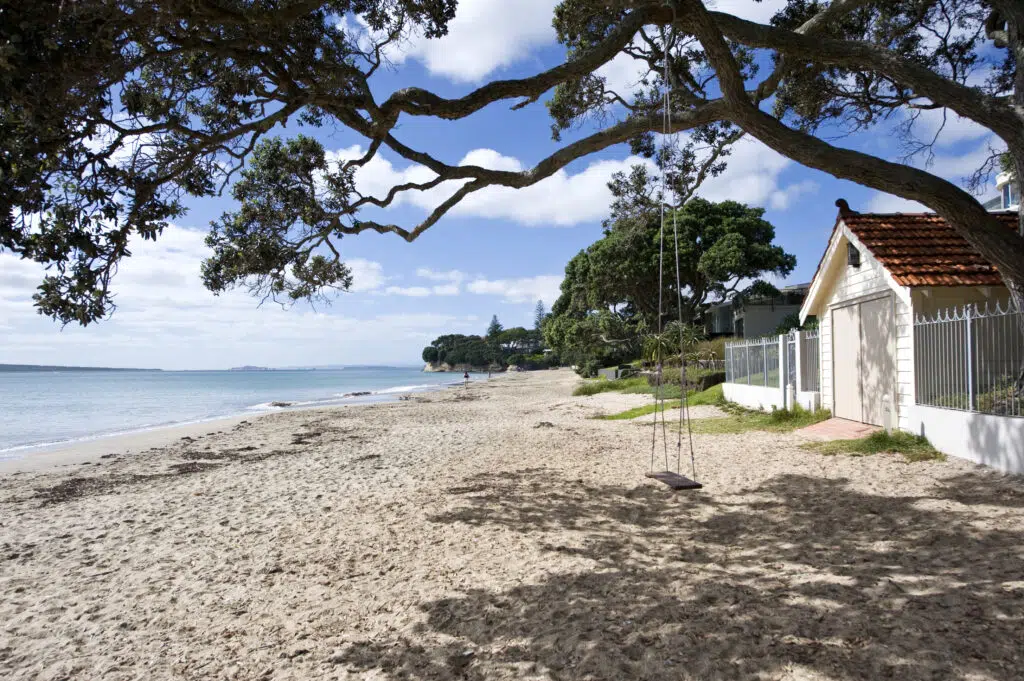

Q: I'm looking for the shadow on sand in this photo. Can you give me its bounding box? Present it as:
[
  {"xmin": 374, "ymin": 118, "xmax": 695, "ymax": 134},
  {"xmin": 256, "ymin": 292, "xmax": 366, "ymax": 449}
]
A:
[{"xmin": 334, "ymin": 468, "xmax": 1024, "ymax": 680}]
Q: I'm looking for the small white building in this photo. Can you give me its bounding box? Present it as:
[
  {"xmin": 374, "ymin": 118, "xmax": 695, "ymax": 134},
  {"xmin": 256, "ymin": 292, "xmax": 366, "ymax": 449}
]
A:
[{"xmin": 799, "ymin": 200, "xmax": 1024, "ymax": 472}]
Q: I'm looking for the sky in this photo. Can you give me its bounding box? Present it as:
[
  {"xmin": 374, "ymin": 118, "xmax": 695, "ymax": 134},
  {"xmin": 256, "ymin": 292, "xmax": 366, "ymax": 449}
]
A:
[{"xmin": 0, "ymin": 0, "xmax": 1004, "ymax": 370}]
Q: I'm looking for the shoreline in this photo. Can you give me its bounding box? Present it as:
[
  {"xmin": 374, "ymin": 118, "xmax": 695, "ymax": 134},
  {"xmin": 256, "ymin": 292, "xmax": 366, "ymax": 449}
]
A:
[{"xmin": 0, "ymin": 375, "xmax": 495, "ymax": 476}]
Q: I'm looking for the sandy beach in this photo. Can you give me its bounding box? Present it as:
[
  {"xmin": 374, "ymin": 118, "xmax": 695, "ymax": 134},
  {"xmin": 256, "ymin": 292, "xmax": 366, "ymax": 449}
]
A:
[{"xmin": 2, "ymin": 369, "xmax": 1023, "ymax": 680}]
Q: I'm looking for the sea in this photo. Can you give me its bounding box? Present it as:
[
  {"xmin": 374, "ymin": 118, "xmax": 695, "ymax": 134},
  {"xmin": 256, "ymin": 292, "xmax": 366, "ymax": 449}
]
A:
[{"xmin": 0, "ymin": 366, "xmax": 482, "ymax": 458}]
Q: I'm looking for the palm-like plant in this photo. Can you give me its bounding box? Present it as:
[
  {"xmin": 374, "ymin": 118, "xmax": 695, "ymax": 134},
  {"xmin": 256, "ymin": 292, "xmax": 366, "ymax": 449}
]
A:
[{"xmin": 643, "ymin": 321, "xmax": 704, "ymax": 364}]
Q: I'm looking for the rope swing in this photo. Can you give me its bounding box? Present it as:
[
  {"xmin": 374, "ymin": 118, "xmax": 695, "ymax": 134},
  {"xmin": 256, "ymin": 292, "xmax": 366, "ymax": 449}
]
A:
[{"xmin": 646, "ymin": 19, "xmax": 701, "ymax": 492}]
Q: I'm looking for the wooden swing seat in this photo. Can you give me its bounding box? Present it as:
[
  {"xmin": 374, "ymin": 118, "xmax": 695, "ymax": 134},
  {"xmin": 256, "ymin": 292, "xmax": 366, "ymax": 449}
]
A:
[{"xmin": 646, "ymin": 471, "xmax": 702, "ymax": 490}]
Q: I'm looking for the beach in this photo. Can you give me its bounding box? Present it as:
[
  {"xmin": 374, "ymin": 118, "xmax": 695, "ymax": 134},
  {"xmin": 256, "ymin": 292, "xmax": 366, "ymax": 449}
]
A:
[{"xmin": 2, "ymin": 368, "xmax": 1023, "ymax": 680}]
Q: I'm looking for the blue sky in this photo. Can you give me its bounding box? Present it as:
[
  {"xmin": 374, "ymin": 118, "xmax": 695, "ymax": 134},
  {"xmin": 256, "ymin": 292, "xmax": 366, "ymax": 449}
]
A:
[{"xmin": 0, "ymin": 0, "xmax": 1002, "ymax": 370}]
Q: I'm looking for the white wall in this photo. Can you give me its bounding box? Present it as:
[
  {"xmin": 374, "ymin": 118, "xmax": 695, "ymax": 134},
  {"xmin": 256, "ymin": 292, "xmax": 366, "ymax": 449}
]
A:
[
  {"xmin": 894, "ymin": 295, "xmax": 914, "ymax": 431},
  {"xmin": 723, "ymin": 383, "xmax": 786, "ymax": 411},
  {"xmin": 816, "ymin": 230, "xmax": 895, "ymax": 413},
  {"xmin": 905, "ymin": 406, "xmax": 1024, "ymax": 475}
]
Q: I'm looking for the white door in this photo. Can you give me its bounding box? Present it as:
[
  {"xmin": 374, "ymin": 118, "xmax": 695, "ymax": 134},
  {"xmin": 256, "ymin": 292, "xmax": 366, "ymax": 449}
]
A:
[
  {"xmin": 832, "ymin": 304, "xmax": 862, "ymax": 421},
  {"xmin": 859, "ymin": 296, "xmax": 895, "ymax": 426},
  {"xmin": 831, "ymin": 296, "xmax": 895, "ymax": 426}
]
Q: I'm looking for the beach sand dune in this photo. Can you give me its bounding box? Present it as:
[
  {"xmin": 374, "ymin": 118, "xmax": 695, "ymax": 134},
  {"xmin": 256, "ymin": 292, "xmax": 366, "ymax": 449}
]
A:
[{"xmin": 2, "ymin": 369, "xmax": 1023, "ymax": 680}]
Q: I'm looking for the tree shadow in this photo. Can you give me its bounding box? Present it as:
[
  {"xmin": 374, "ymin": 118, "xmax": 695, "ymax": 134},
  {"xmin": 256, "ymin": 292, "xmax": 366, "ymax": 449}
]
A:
[
  {"xmin": 929, "ymin": 470, "xmax": 1024, "ymax": 508},
  {"xmin": 336, "ymin": 469, "xmax": 1024, "ymax": 680}
]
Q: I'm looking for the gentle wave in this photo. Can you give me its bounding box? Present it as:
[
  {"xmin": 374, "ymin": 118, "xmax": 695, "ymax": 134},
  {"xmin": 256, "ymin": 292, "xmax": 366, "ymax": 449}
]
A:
[
  {"xmin": 375, "ymin": 383, "xmax": 444, "ymax": 394},
  {"xmin": 0, "ymin": 414, "xmax": 239, "ymax": 458},
  {"xmin": 1, "ymin": 367, "xmax": 485, "ymax": 457}
]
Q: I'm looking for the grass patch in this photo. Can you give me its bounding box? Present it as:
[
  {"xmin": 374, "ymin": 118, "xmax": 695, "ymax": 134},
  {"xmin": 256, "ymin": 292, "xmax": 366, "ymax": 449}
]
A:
[
  {"xmin": 686, "ymin": 383, "xmax": 723, "ymax": 405},
  {"xmin": 684, "ymin": 402, "xmax": 832, "ymax": 435},
  {"xmin": 573, "ymin": 376, "xmax": 682, "ymax": 399},
  {"xmin": 595, "ymin": 400, "xmax": 682, "ymax": 420},
  {"xmin": 802, "ymin": 431, "xmax": 946, "ymax": 462},
  {"xmin": 593, "ymin": 384, "xmax": 724, "ymax": 420},
  {"xmin": 572, "ymin": 376, "xmax": 649, "ymax": 396}
]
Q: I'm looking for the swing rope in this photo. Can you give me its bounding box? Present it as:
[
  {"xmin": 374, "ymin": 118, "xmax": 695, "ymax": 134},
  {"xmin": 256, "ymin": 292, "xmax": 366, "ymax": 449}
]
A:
[{"xmin": 648, "ymin": 7, "xmax": 699, "ymax": 489}]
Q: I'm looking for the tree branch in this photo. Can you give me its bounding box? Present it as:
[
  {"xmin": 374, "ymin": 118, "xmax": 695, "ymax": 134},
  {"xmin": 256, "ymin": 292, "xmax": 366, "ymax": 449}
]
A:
[{"xmin": 695, "ymin": 8, "xmax": 1024, "ymax": 146}]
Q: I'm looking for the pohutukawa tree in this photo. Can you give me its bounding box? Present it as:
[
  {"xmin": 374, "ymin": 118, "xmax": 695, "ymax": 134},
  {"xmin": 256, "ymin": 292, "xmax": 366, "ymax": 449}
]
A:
[{"xmin": 2, "ymin": 0, "xmax": 1024, "ymax": 325}]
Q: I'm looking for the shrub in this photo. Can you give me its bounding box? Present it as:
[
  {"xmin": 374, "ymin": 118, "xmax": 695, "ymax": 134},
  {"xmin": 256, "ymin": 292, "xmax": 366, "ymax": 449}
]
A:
[
  {"xmin": 647, "ymin": 367, "xmax": 725, "ymax": 391},
  {"xmin": 577, "ymin": 359, "xmax": 601, "ymax": 378},
  {"xmin": 692, "ymin": 337, "xmax": 733, "ymax": 362}
]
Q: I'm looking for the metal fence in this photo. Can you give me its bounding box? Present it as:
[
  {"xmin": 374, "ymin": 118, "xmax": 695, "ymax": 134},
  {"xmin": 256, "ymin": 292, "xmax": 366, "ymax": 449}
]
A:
[
  {"xmin": 786, "ymin": 332, "xmax": 797, "ymax": 389},
  {"xmin": 726, "ymin": 331, "xmax": 821, "ymax": 393},
  {"xmin": 914, "ymin": 301, "xmax": 1023, "ymax": 417},
  {"xmin": 800, "ymin": 329, "xmax": 821, "ymax": 392},
  {"xmin": 725, "ymin": 336, "xmax": 780, "ymax": 387}
]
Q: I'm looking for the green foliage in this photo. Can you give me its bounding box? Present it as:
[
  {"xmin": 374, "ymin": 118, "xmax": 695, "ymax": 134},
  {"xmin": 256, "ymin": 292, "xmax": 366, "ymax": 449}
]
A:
[
  {"xmin": 552, "ymin": 199, "xmax": 795, "ymax": 328},
  {"xmin": 690, "ymin": 337, "xmax": 731, "ymax": 362},
  {"xmin": 424, "ymin": 326, "xmax": 548, "ymax": 369},
  {"xmin": 496, "ymin": 326, "xmax": 542, "ymax": 353},
  {"xmin": 774, "ymin": 312, "xmax": 802, "ymax": 335},
  {"xmin": 775, "ymin": 313, "xmax": 818, "ymax": 335},
  {"xmin": 578, "ymin": 359, "xmax": 602, "ymax": 378},
  {"xmin": 5, "ymin": 0, "xmax": 1018, "ymax": 329},
  {"xmin": 546, "ymin": 199, "xmax": 794, "ymax": 370},
  {"xmin": 643, "ymin": 321, "xmax": 705, "ymax": 362},
  {"xmin": 572, "ymin": 376, "xmax": 649, "ymax": 396},
  {"xmin": 653, "ymin": 367, "xmax": 726, "ymax": 392},
  {"xmin": 486, "ymin": 315, "xmax": 503, "ymax": 338},
  {"xmin": 203, "ymin": 136, "xmax": 354, "ymax": 302},
  {"xmin": 804, "ymin": 431, "xmax": 946, "ymax": 462},
  {"xmin": 0, "ymin": 0, "xmax": 458, "ymax": 324},
  {"xmin": 686, "ymin": 383, "xmax": 725, "ymax": 406},
  {"xmin": 512, "ymin": 352, "xmax": 559, "ymax": 370},
  {"xmin": 534, "ymin": 300, "xmax": 547, "ymax": 330}
]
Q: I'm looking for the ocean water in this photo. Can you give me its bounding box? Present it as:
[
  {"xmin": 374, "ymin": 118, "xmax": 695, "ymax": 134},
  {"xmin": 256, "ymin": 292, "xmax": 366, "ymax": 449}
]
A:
[{"xmin": 0, "ymin": 367, "xmax": 479, "ymax": 457}]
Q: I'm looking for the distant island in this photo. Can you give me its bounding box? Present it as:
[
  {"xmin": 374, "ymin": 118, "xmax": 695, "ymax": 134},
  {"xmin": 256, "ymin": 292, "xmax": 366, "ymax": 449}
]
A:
[
  {"xmin": 228, "ymin": 366, "xmax": 314, "ymax": 371},
  {"xmin": 0, "ymin": 363, "xmax": 161, "ymax": 372}
]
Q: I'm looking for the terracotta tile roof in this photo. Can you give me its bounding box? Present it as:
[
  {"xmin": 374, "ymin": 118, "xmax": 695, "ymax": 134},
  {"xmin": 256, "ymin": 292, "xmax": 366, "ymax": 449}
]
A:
[{"xmin": 842, "ymin": 211, "xmax": 1019, "ymax": 287}]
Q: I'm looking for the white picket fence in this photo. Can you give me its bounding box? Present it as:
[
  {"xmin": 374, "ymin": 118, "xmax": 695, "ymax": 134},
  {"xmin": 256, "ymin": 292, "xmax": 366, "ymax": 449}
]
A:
[{"xmin": 723, "ymin": 330, "xmax": 821, "ymax": 411}]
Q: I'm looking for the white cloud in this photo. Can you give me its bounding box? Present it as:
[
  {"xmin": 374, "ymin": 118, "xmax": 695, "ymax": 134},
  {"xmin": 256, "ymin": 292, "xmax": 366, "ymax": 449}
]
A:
[
  {"xmin": 384, "ymin": 285, "xmax": 432, "ymax": 297},
  {"xmin": 467, "ymin": 275, "xmax": 563, "ymax": 305},
  {"xmin": 416, "ymin": 268, "xmax": 467, "ymax": 283},
  {"xmin": 908, "ymin": 108, "xmax": 990, "ymax": 148},
  {"xmin": 0, "ymin": 226, "xmax": 481, "ymax": 369},
  {"xmin": 694, "ymin": 136, "xmax": 813, "ymax": 209},
  {"xmin": 346, "ymin": 0, "xmax": 558, "ymax": 83},
  {"xmin": 769, "ymin": 180, "xmax": 820, "ymax": 210},
  {"xmin": 330, "ymin": 136, "xmax": 812, "ymax": 228},
  {"xmin": 329, "ymin": 144, "xmax": 654, "ymax": 226},
  {"xmin": 347, "ymin": 258, "xmax": 387, "ymax": 292},
  {"xmin": 431, "ymin": 284, "xmax": 461, "ymax": 296}
]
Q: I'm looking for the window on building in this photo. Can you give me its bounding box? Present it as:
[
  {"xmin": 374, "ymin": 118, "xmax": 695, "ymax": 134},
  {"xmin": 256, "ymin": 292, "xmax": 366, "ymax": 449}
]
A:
[
  {"xmin": 847, "ymin": 243, "xmax": 861, "ymax": 267},
  {"xmin": 1004, "ymin": 181, "xmax": 1019, "ymax": 209}
]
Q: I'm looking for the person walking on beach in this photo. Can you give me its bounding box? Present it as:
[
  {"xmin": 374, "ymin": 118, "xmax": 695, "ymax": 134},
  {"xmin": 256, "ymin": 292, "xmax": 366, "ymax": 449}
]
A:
[{"xmin": 463, "ymin": 371, "xmax": 470, "ymax": 386}]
